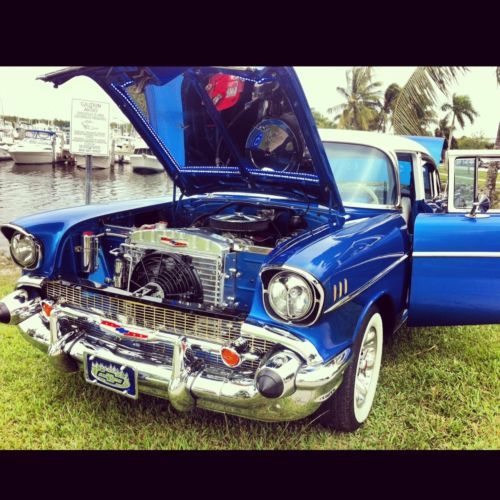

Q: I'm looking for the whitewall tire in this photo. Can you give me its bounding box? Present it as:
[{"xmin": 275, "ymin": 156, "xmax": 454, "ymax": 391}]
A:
[{"xmin": 317, "ymin": 305, "xmax": 384, "ymax": 432}]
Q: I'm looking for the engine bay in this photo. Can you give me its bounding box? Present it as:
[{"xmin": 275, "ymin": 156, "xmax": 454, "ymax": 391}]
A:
[{"xmin": 76, "ymin": 200, "xmax": 325, "ymax": 316}]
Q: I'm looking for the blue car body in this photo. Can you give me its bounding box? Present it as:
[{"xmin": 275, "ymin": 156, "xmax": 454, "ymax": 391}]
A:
[{"xmin": 1, "ymin": 66, "xmax": 498, "ymax": 429}]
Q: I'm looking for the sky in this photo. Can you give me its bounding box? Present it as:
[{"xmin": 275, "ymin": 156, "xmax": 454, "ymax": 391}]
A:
[{"xmin": 0, "ymin": 66, "xmax": 498, "ymax": 138}]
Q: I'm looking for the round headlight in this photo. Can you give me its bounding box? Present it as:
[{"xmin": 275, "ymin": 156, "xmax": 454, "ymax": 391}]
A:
[
  {"xmin": 10, "ymin": 232, "xmax": 40, "ymax": 269},
  {"xmin": 268, "ymin": 271, "xmax": 314, "ymax": 321}
]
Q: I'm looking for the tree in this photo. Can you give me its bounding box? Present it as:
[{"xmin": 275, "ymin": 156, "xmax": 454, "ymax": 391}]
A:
[
  {"xmin": 375, "ymin": 83, "xmax": 401, "ymax": 132},
  {"xmin": 311, "ymin": 108, "xmax": 336, "ymax": 129},
  {"xmin": 392, "ymin": 67, "xmax": 468, "ymax": 135},
  {"xmin": 328, "ymin": 67, "xmax": 382, "ymax": 130},
  {"xmin": 456, "ymin": 134, "xmax": 493, "ymax": 150},
  {"xmin": 490, "ymin": 122, "xmax": 500, "ymax": 208},
  {"xmin": 434, "ymin": 118, "xmax": 457, "ymax": 159},
  {"xmin": 441, "ymin": 94, "xmax": 478, "ymax": 151}
]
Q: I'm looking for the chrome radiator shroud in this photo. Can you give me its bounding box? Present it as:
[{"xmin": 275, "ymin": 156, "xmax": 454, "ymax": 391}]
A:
[
  {"xmin": 123, "ymin": 228, "xmax": 231, "ymax": 308},
  {"xmin": 42, "ymin": 281, "xmax": 275, "ymax": 355}
]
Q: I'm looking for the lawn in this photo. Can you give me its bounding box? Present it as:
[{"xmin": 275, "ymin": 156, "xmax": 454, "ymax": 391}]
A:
[{"xmin": 0, "ymin": 267, "xmax": 498, "ymax": 450}]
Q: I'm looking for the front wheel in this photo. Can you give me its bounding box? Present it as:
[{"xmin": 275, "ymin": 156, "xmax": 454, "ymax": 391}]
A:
[{"xmin": 318, "ymin": 306, "xmax": 384, "ymax": 432}]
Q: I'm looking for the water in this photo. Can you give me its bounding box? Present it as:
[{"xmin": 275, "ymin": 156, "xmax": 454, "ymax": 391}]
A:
[{"xmin": 0, "ymin": 160, "xmax": 172, "ymax": 251}]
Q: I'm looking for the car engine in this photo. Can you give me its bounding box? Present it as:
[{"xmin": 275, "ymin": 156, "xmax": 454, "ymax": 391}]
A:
[{"xmin": 107, "ymin": 207, "xmax": 305, "ymax": 314}]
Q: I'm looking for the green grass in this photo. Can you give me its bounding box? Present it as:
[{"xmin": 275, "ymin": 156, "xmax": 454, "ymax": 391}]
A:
[{"xmin": 0, "ymin": 270, "xmax": 499, "ymax": 450}]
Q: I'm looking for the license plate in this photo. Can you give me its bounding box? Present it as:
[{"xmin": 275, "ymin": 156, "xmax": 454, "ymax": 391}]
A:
[{"xmin": 84, "ymin": 354, "xmax": 138, "ymax": 399}]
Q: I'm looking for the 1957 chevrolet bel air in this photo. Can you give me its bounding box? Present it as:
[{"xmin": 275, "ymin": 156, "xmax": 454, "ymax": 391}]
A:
[{"xmin": 1, "ymin": 66, "xmax": 499, "ymax": 432}]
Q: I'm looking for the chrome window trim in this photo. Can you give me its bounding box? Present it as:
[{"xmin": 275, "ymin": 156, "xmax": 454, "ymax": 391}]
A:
[
  {"xmin": 324, "ymin": 254, "xmax": 408, "ymax": 314},
  {"xmin": 419, "ymin": 153, "xmax": 439, "ymax": 201},
  {"xmin": 260, "ymin": 265, "xmax": 325, "ymax": 327},
  {"xmin": 413, "ymin": 251, "xmax": 500, "ymax": 258}
]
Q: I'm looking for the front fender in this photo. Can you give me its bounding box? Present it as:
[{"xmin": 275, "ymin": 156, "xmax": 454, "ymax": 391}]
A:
[
  {"xmin": 1, "ymin": 197, "xmax": 170, "ymax": 277},
  {"xmin": 248, "ymin": 212, "xmax": 409, "ymax": 361}
]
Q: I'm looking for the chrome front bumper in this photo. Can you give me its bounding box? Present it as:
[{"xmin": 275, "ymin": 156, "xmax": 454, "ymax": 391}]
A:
[{"xmin": 2, "ymin": 282, "xmax": 352, "ymax": 423}]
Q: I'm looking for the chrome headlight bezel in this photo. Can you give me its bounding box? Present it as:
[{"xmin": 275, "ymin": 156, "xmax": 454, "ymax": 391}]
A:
[
  {"xmin": 261, "ymin": 267, "xmax": 324, "ymax": 326},
  {"xmin": 6, "ymin": 228, "xmax": 42, "ymax": 270}
]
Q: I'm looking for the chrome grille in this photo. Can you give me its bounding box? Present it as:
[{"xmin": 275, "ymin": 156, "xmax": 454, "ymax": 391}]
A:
[
  {"xmin": 43, "ymin": 281, "xmax": 274, "ymax": 354},
  {"xmin": 190, "ymin": 255, "xmax": 222, "ymax": 306},
  {"xmin": 71, "ymin": 317, "xmax": 259, "ymax": 371},
  {"xmin": 125, "ymin": 228, "xmax": 230, "ymax": 307}
]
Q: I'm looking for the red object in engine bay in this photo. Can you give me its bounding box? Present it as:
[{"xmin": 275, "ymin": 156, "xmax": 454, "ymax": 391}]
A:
[{"xmin": 206, "ymin": 73, "xmax": 245, "ymax": 111}]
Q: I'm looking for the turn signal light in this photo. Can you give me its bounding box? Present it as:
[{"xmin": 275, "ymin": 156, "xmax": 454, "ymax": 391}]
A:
[
  {"xmin": 41, "ymin": 301, "xmax": 53, "ymax": 318},
  {"xmin": 220, "ymin": 347, "xmax": 242, "ymax": 368}
]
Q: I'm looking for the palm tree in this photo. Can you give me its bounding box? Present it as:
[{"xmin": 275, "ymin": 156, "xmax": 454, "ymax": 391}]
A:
[
  {"xmin": 375, "ymin": 83, "xmax": 401, "ymax": 132},
  {"xmin": 311, "ymin": 108, "xmax": 336, "ymax": 129},
  {"xmin": 441, "ymin": 94, "xmax": 478, "ymax": 151},
  {"xmin": 328, "ymin": 67, "xmax": 382, "ymax": 130},
  {"xmin": 414, "ymin": 94, "xmax": 438, "ymax": 135},
  {"xmin": 434, "ymin": 117, "xmax": 458, "ymax": 159},
  {"xmin": 392, "ymin": 67, "xmax": 468, "ymax": 135}
]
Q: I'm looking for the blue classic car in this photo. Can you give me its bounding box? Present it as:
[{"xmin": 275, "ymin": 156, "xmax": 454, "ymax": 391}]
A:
[{"xmin": 1, "ymin": 67, "xmax": 499, "ymax": 432}]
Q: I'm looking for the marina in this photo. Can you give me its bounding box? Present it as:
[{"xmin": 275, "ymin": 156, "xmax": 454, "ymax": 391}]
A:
[{"xmin": 0, "ymin": 159, "xmax": 172, "ymax": 252}]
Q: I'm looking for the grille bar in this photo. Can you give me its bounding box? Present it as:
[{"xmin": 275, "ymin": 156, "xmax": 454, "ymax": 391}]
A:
[
  {"xmin": 71, "ymin": 317, "xmax": 259, "ymax": 371},
  {"xmin": 43, "ymin": 281, "xmax": 275, "ymax": 354}
]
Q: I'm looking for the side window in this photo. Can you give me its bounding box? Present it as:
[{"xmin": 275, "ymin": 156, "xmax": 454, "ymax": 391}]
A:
[
  {"xmin": 477, "ymin": 157, "xmax": 500, "ymax": 210},
  {"xmin": 397, "ymin": 154, "xmax": 412, "ymax": 193},
  {"xmin": 454, "ymin": 158, "xmax": 475, "ymax": 208},
  {"xmin": 422, "ymin": 163, "xmax": 433, "ymax": 200}
]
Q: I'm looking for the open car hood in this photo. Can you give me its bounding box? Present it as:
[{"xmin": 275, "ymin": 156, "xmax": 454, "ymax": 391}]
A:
[{"xmin": 40, "ymin": 66, "xmax": 343, "ymax": 211}]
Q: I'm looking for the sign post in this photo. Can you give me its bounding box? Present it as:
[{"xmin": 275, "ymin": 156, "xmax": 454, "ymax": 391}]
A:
[{"xmin": 70, "ymin": 99, "xmax": 110, "ymax": 205}]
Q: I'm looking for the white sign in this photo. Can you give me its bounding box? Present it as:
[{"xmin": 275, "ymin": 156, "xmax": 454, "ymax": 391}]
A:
[{"xmin": 70, "ymin": 99, "xmax": 110, "ymax": 156}]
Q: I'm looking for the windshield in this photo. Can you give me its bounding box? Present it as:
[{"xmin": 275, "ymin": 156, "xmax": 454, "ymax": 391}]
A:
[{"xmin": 323, "ymin": 142, "xmax": 397, "ymax": 206}]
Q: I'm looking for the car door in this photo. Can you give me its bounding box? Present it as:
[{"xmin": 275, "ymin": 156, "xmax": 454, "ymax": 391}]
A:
[{"xmin": 408, "ymin": 150, "xmax": 500, "ymax": 326}]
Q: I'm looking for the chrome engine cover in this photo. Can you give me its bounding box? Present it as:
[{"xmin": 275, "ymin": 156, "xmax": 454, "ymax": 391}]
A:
[{"xmin": 120, "ymin": 226, "xmax": 232, "ymax": 308}]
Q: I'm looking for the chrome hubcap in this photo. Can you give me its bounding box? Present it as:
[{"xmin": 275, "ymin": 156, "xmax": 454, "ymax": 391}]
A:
[{"xmin": 355, "ymin": 326, "xmax": 377, "ymax": 408}]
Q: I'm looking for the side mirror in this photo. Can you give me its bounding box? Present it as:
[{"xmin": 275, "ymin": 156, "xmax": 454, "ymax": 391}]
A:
[{"xmin": 466, "ymin": 194, "xmax": 490, "ymax": 219}]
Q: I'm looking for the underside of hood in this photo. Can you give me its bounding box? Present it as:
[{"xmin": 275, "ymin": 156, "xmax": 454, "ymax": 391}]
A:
[{"xmin": 40, "ymin": 66, "xmax": 343, "ymax": 211}]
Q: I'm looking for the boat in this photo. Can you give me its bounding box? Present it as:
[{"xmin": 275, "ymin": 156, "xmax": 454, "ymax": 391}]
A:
[
  {"xmin": 0, "ymin": 146, "xmax": 11, "ymax": 161},
  {"xmin": 8, "ymin": 129, "xmax": 64, "ymax": 165},
  {"xmin": 0, "ymin": 123, "xmax": 15, "ymax": 161},
  {"xmin": 113, "ymin": 135, "xmax": 136, "ymax": 164},
  {"xmin": 75, "ymin": 154, "xmax": 112, "ymax": 169},
  {"xmin": 130, "ymin": 141, "xmax": 164, "ymax": 174}
]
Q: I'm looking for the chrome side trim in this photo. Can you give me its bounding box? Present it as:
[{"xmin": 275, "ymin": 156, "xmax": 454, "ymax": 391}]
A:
[
  {"xmin": 413, "ymin": 251, "xmax": 500, "ymax": 258},
  {"xmin": 324, "ymin": 254, "xmax": 408, "ymax": 314}
]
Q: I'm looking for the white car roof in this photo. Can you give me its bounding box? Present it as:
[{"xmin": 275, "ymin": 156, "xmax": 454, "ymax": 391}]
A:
[
  {"xmin": 448, "ymin": 149, "xmax": 500, "ymax": 158},
  {"xmin": 318, "ymin": 128, "xmax": 433, "ymax": 158}
]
